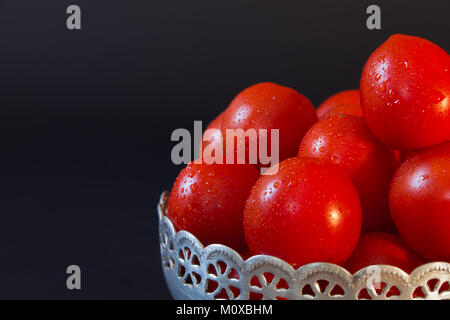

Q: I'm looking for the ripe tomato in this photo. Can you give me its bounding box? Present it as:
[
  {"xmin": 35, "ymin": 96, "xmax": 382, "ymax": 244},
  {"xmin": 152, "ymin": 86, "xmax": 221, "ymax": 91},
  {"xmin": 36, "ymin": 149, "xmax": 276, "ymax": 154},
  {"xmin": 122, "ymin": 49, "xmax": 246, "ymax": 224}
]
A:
[
  {"xmin": 221, "ymin": 82, "xmax": 317, "ymax": 167},
  {"xmin": 344, "ymin": 232, "xmax": 424, "ymax": 274},
  {"xmin": 316, "ymin": 89, "xmax": 360, "ymax": 119},
  {"xmin": 243, "ymin": 157, "xmax": 362, "ymax": 267},
  {"xmin": 389, "ymin": 141, "xmax": 450, "ymax": 261},
  {"xmin": 200, "ymin": 112, "xmax": 224, "ymax": 163},
  {"xmin": 298, "ymin": 115, "xmax": 398, "ymax": 232},
  {"xmin": 167, "ymin": 162, "xmax": 259, "ymax": 251},
  {"xmin": 392, "ymin": 149, "xmax": 403, "ymax": 168},
  {"xmin": 321, "ymin": 103, "xmax": 362, "ymax": 119},
  {"xmin": 360, "ymin": 34, "xmax": 450, "ymax": 151}
]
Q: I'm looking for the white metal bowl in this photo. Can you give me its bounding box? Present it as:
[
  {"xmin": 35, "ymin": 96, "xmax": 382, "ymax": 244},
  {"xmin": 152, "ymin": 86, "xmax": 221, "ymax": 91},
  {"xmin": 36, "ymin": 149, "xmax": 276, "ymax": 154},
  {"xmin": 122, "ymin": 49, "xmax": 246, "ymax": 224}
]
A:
[{"xmin": 158, "ymin": 191, "xmax": 450, "ymax": 300}]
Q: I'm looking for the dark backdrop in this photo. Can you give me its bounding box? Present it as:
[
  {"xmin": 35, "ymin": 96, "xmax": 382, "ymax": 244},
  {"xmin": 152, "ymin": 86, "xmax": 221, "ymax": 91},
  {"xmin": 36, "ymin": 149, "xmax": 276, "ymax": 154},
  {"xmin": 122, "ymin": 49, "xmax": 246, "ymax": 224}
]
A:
[{"xmin": 0, "ymin": 0, "xmax": 448, "ymax": 299}]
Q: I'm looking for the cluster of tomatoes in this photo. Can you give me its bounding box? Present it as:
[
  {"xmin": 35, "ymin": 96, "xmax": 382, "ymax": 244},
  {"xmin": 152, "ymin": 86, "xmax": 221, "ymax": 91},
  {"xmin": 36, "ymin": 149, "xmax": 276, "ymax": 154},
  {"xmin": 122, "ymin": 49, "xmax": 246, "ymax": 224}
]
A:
[{"xmin": 167, "ymin": 34, "xmax": 450, "ymax": 275}]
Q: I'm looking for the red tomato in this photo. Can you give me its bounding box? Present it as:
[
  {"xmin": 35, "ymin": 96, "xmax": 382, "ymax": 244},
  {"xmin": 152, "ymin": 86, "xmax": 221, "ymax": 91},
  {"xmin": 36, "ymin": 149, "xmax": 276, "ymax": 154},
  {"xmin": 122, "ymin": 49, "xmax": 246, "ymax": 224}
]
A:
[
  {"xmin": 221, "ymin": 82, "xmax": 317, "ymax": 167},
  {"xmin": 167, "ymin": 162, "xmax": 259, "ymax": 251},
  {"xmin": 298, "ymin": 115, "xmax": 398, "ymax": 232},
  {"xmin": 392, "ymin": 149, "xmax": 403, "ymax": 168},
  {"xmin": 344, "ymin": 232, "xmax": 424, "ymax": 274},
  {"xmin": 389, "ymin": 141, "xmax": 450, "ymax": 261},
  {"xmin": 200, "ymin": 112, "xmax": 224, "ymax": 163},
  {"xmin": 316, "ymin": 89, "xmax": 360, "ymax": 119},
  {"xmin": 321, "ymin": 103, "xmax": 362, "ymax": 119},
  {"xmin": 243, "ymin": 157, "xmax": 362, "ymax": 267},
  {"xmin": 360, "ymin": 34, "xmax": 450, "ymax": 151}
]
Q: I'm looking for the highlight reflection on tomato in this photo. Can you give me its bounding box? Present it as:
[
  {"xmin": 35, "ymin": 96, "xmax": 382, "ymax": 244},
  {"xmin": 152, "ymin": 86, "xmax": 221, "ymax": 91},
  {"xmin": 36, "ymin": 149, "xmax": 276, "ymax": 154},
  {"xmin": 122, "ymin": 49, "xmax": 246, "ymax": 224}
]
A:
[
  {"xmin": 167, "ymin": 162, "xmax": 259, "ymax": 251},
  {"xmin": 389, "ymin": 141, "xmax": 450, "ymax": 261},
  {"xmin": 360, "ymin": 34, "xmax": 450, "ymax": 151},
  {"xmin": 221, "ymin": 82, "xmax": 317, "ymax": 167},
  {"xmin": 243, "ymin": 157, "xmax": 362, "ymax": 267},
  {"xmin": 298, "ymin": 114, "xmax": 398, "ymax": 232}
]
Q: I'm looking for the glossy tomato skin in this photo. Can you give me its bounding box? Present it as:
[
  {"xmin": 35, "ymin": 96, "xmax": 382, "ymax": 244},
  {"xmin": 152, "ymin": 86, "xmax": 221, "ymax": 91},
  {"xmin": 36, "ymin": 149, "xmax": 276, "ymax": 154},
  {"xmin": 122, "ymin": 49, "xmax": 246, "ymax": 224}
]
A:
[
  {"xmin": 243, "ymin": 157, "xmax": 362, "ymax": 267},
  {"xmin": 344, "ymin": 232, "xmax": 424, "ymax": 274},
  {"xmin": 321, "ymin": 103, "xmax": 362, "ymax": 119},
  {"xmin": 360, "ymin": 34, "xmax": 450, "ymax": 151},
  {"xmin": 316, "ymin": 89, "xmax": 360, "ymax": 119},
  {"xmin": 221, "ymin": 82, "xmax": 317, "ymax": 166},
  {"xmin": 298, "ymin": 115, "xmax": 398, "ymax": 232},
  {"xmin": 389, "ymin": 141, "xmax": 450, "ymax": 261},
  {"xmin": 167, "ymin": 162, "xmax": 259, "ymax": 251}
]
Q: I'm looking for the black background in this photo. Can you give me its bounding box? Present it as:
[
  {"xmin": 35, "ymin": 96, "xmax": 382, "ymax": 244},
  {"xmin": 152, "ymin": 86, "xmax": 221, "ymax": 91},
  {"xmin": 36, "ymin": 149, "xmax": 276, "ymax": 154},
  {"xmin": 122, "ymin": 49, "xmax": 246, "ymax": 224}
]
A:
[{"xmin": 0, "ymin": 0, "xmax": 448, "ymax": 299}]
